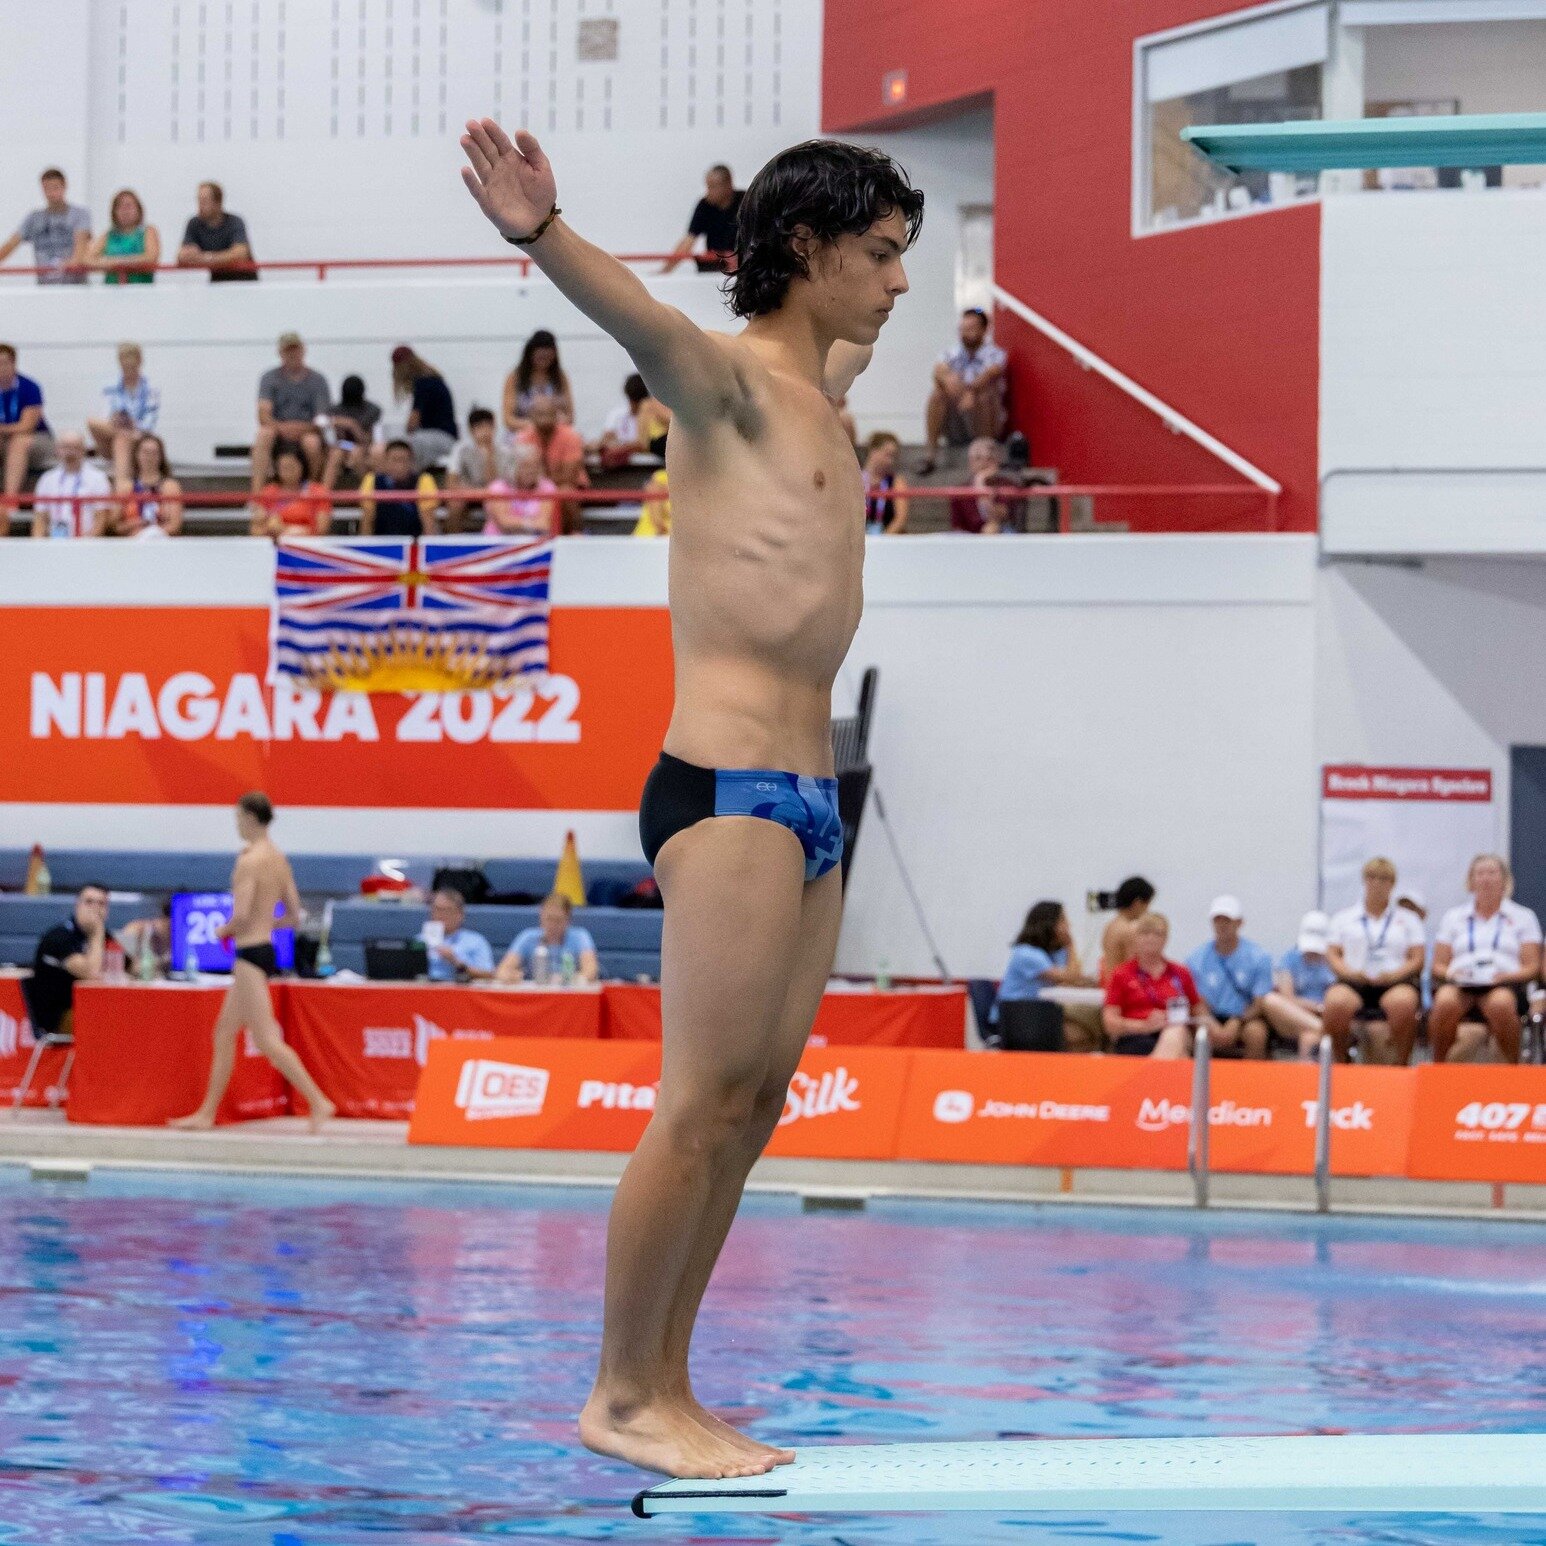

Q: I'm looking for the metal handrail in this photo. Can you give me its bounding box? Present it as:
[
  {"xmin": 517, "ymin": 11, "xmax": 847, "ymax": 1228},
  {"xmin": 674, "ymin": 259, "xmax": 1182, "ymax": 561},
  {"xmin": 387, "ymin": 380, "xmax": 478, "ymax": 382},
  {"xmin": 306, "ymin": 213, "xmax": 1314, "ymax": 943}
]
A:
[
  {"xmin": 1188, "ymin": 1024, "xmax": 1212, "ymax": 1208},
  {"xmin": 1313, "ymin": 1033, "xmax": 1334, "ymax": 1213}
]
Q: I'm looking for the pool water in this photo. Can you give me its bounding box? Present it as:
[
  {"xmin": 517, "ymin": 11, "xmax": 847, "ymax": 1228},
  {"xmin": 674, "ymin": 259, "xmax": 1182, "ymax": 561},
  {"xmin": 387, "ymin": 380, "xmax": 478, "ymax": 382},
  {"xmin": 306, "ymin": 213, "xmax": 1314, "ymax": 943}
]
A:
[{"xmin": 0, "ymin": 1168, "xmax": 1542, "ymax": 1545}]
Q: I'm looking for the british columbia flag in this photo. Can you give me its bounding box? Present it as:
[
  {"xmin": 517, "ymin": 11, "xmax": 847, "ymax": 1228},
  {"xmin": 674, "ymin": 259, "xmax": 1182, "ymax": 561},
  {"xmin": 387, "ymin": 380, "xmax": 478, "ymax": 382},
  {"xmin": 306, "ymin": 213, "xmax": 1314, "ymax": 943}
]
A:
[{"xmin": 272, "ymin": 537, "xmax": 551, "ymax": 692}]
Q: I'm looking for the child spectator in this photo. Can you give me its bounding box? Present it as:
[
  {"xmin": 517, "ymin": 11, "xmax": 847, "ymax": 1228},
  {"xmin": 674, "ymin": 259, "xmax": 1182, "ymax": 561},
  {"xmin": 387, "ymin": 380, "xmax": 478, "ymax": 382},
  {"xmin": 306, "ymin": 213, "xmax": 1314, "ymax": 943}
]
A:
[
  {"xmin": 447, "ymin": 407, "xmax": 519, "ymax": 528},
  {"xmin": 595, "ymin": 373, "xmax": 669, "ymax": 467},
  {"xmin": 253, "ymin": 445, "xmax": 332, "ymax": 538},
  {"xmin": 113, "ymin": 433, "xmax": 183, "ymax": 539},
  {"xmin": 862, "ymin": 432, "xmax": 909, "ymax": 534},
  {"xmin": 360, "ymin": 439, "xmax": 438, "ymax": 536}
]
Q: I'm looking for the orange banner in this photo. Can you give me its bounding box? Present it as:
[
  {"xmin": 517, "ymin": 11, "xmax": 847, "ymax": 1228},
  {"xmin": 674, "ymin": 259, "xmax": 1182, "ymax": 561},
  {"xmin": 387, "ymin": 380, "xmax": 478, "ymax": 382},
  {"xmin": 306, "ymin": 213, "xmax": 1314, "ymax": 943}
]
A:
[
  {"xmin": 68, "ymin": 982, "xmax": 289, "ymax": 1125},
  {"xmin": 0, "ymin": 976, "xmax": 70, "ymax": 1107},
  {"xmin": 0, "ymin": 605, "xmax": 672, "ymax": 809},
  {"xmin": 284, "ymin": 983, "xmax": 602, "ymax": 1119},
  {"xmin": 408, "ymin": 1038, "xmax": 912, "ymax": 1160},
  {"xmin": 1405, "ymin": 1064, "xmax": 1546, "ymax": 1184},
  {"xmin": 598, "ymin": 983, "xmax": 967, "ymax": 1048},
  {"xmin": 896, "ymin": 1053, "xmax": 1413, "ymax": 1176}
]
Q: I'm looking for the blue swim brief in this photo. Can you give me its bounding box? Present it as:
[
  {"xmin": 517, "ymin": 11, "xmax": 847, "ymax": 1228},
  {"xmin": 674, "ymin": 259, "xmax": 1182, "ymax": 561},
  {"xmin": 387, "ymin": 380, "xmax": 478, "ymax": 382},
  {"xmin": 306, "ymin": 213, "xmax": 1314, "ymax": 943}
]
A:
[{"xmin": 639, "ymin": 751, "xmax": 843, "ymax": 882}]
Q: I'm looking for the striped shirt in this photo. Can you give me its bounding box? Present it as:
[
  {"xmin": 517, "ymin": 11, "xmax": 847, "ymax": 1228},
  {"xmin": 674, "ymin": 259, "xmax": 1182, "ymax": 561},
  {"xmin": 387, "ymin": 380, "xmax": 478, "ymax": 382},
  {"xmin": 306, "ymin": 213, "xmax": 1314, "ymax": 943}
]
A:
[{"xmin": 102, "ymin": 376, "xmax": 161, "ymax": 433}]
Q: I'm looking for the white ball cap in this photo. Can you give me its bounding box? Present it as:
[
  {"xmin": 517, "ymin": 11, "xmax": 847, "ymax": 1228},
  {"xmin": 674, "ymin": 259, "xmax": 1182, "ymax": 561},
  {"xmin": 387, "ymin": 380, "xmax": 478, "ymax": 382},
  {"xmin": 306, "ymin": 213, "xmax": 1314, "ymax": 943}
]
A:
[
  {"xmin": 1297, "ymin": 910, "xmax": 1331, "ymax": 954},
  {"xmin": 1209, "ymin": 894, "xmax": 1244, "ymax": 921}
]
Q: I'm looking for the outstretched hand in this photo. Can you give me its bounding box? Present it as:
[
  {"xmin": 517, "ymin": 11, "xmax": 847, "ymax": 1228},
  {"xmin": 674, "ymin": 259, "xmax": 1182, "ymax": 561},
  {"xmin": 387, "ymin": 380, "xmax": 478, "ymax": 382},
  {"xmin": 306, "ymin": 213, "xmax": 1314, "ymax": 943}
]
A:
[{"xmin": 460, "ymin": 119, "xmax": 558, "ymax": 242}]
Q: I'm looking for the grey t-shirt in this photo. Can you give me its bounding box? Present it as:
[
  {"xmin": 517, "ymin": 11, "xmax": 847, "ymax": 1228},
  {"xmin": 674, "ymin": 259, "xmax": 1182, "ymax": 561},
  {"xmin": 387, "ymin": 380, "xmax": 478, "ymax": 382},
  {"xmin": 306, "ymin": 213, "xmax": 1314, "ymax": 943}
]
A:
[
  {"xmin": 17, "ymin": 205, "xmax": 91, "ymax": 284},
  {"xmin": 259, "ymin": 367, "xmax": 331, "ymax": 425},
  {"xmin": 449, "ymin": 437, "xmax": 519, "ymax": 485}
]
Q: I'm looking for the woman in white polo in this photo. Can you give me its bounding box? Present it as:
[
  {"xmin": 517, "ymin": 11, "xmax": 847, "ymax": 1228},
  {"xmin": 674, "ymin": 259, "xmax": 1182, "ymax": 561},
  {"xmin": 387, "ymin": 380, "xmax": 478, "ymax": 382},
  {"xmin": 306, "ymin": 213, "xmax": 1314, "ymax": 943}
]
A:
[{"xmin": 1429, "ymin": 854, "xmax": 1542, "ymax": 1064}]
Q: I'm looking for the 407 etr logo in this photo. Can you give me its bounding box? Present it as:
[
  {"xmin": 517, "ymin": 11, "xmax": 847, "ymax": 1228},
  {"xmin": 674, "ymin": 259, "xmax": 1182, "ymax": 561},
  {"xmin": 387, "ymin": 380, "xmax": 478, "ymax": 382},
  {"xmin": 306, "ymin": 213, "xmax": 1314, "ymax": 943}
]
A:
[{"xmin": 1453, "ymin": 1100, "xmax": 1546, "ymax": 1139}]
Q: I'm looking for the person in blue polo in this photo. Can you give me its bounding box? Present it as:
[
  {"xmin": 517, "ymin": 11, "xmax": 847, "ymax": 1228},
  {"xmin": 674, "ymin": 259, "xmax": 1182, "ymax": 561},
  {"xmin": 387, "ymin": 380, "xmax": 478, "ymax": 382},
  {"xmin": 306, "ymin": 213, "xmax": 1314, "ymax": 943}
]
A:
[{"xmin": 1186, "ymin": 895, "xmax": 1276, "ymax": 1060}]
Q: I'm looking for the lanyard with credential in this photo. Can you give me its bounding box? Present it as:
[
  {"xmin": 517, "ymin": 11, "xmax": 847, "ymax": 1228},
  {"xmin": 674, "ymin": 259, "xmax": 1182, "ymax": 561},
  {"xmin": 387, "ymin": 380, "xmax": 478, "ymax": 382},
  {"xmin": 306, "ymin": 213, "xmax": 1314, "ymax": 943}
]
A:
[
  {"xmin": 1468, "ymin": 911, "xmax": 1505, "ymax": 955},
  {"xmin": 1361, "ymin": 910, "xmax": 1393, "ymax": 962}
]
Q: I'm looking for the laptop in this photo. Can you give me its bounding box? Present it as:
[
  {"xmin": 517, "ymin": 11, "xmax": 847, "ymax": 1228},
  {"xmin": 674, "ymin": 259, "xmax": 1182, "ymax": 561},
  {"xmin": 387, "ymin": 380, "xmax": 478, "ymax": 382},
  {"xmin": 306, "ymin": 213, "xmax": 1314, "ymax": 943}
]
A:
[{"xmin": 364, "ymin": 939, "xmax": 429, "ymax": 982}]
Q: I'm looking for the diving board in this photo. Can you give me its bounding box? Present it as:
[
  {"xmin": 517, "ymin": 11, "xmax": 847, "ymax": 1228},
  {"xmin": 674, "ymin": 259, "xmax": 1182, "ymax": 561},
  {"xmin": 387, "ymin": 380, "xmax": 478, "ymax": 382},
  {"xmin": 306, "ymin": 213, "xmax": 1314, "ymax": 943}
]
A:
[
  {"xmin": 633, "ymin": 1432, "xmax": 1546, "ymax": 1517},
  {"xmin": 1182, "ymin": 112, "xmax": 1546, "ymax": 173}
]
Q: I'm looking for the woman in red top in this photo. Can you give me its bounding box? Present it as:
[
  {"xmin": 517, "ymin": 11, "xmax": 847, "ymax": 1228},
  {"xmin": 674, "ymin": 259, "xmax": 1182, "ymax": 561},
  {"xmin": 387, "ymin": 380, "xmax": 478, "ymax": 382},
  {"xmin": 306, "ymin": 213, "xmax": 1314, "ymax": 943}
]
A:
[
  {"xmin": 1102, "ymin": 912, "xmax": 1212, "ymax": 1058},
  {"xmin": 252, "ymin": 444, "xmax": 332, "ymax": 537}
]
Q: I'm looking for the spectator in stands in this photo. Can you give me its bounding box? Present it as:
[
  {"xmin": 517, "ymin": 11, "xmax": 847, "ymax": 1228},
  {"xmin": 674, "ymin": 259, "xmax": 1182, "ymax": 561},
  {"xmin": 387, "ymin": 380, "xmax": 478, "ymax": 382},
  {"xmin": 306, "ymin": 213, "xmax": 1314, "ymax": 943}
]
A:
[
  {"xmin": 992, "ymin": 900, "xmax": 1104, "ymax": 1052},
  {"xmin": 518, "ymin": 397, "xmax": 588, "ymax": 533},
  {"xmin": 921, "ymin": 307, "xmax": 1007, "ymax": 473},
  {"xmin": 28, "ymin": 883, "xmax": 110, "ymax": 1038},
  {"xmin": 87, "ymin": 342, "xmax": 161, "ymax": 483},
  {"xmin": 484, "ymin": 443, "xmax": 557, "ymax": 537},
  {"xmin": 322, "ymin": 375, "xmax": 382, "ymax": 489},
  {"xmin": 1100, "ymin": 876, "xmax": 1155, "ymax": 981},
  {"xmin": 0, "ymin": 168, "xmax": 91, "ymax": 284},
  {"xmin": 501, "ymin": 329, "xmax": 575, "ymax": 434},
  {"xmin": 425, "ymin": 888, "xmax": 495, "ymax": 983},
  {"xmin": 112, "ymin": 432, "xmax": 183, "ymax": 539},
  {"xmin": 496, "ymin": 893, "xmax": 600, "ymax": 984},
  {"xmin": 947, "ymin": 438, "xmax": 1013, "ymax": 533},
  {"xmin": 177, "ymin": 181, "xmax": 256, "ymax": 281},
  {"xmin": 1430, "ymin": 854, "xmax": 1543, "ymax": 1064},
  {"xmin": 1274, "ymin": 910, "xmax": 1336, "ymax": 1057},
  {"xmin": 1185, "ymin": 895, "xmax": 1278, "ymax": 1059},
  {"xmin": 862, "ymin": 432, "xmax": 909, "ymax": 534},
  {"xmin": 446, "ymin": 406, "xmax": 518, "ymax": 528},
  {"xmin": 1323, "ymin": 856, "xmax": 1425, "ymax": 1063},
  {"xmin": 633, "ymin": 469, "xmax": 671, "ymax": 538},
  {"xmin": 662, "ymin": 164, "xmax": 744, "ymax": 274},
  {"xmin": 252, "ymin": 332, "xmax": 329, "ymax": 492},
  {"xmin": 0, "ymin": 342, "xmax": 54, "ymax": 506},
  {"xmin": 32, "ymin": 431, "xmax": 113, "ymax": 539},
  {"xmin": 390, "ymin": 346, "xmax": 458, "ymax": 471},
  {"xmin": 86, "ymin": 189, "xmax": 159, "ymax": 285},
  {"xmin": 595, "ymin": 373, "xmax": 670, "ymax": 466},
  {"xmin": 360, "ymin": 439, "xmax": 438, "ymax": 536},
  {"xmin": 1103, "ymin": 912, "xmax": 1210, "ymax": 1058},
  {"xmin": 252, "ymin": 445, "xmax": 331, "ymax": 538}
]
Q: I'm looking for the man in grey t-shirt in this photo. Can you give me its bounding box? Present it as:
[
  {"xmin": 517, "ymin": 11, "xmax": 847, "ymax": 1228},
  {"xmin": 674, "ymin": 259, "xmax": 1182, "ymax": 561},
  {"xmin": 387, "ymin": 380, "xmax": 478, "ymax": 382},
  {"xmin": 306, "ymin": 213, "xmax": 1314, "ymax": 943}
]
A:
[
  {"xmin": 253, "ymin": 332, "xmax": 330, "ymax": 491},
  {"xmin": 0, "ymin": 169, "xmax": 92, "ymax": 285}
]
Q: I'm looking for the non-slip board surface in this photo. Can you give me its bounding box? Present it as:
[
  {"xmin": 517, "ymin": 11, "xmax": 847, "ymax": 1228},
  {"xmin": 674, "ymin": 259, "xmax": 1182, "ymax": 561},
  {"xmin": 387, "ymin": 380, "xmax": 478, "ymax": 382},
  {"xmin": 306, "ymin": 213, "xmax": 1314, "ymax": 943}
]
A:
[
  {"xmin": 1182, "ymin": 112, "xmax": 1546, "ymax": 172},
  {"xmin": 634, "ymin": 1432, "xmax": 1546, "ymax": 1516}
]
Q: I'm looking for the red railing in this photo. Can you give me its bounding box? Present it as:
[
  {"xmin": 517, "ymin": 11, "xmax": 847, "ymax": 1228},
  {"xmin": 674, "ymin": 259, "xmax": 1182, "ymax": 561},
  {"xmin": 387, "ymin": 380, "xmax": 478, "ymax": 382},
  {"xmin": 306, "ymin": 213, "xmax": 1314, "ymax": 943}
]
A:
[
  {"xmin": 1, "ymin": 482, "xmax": 1277, "ymax": 534},
  {"xmin": 0, "ymin": 251, "xmax": 734, "ymax": 283}
]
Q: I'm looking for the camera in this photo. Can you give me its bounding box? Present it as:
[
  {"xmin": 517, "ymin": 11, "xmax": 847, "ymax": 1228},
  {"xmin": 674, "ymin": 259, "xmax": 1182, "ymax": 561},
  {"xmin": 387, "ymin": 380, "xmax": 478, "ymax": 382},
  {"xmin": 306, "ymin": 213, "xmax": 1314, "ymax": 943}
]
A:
[{"xmin": 1087, "ymin": 889, "xmax": 1118, "ymax": 913}]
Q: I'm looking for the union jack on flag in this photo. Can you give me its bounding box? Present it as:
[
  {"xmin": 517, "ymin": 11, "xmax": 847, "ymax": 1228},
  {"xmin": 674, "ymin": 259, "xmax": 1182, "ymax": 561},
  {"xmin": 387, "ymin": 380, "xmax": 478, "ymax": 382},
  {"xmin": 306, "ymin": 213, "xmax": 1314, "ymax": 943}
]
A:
[{"xmin": 272, "ymin": 536, "xmax": 551, "ymax": 693}]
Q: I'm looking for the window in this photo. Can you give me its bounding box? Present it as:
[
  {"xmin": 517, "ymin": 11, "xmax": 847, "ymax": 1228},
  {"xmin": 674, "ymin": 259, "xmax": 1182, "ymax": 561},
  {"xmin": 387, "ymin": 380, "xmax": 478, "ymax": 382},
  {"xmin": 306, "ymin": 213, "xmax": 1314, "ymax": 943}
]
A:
[{"xmin": 1137, "ymin": 1, "xmax": 1329, "ymax": 232}]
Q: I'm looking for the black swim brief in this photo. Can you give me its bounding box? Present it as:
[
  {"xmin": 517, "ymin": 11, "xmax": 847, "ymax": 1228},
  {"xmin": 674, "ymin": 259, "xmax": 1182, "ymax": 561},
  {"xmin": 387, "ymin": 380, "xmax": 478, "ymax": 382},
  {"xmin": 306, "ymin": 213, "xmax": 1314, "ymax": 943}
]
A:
[
  {"xmin": 234, "ymin": 942, "xmax": 280, "ymax": 978},
  {"xmin": 639, "ymin": 751, "xmax": 843, "ymax": 882}
]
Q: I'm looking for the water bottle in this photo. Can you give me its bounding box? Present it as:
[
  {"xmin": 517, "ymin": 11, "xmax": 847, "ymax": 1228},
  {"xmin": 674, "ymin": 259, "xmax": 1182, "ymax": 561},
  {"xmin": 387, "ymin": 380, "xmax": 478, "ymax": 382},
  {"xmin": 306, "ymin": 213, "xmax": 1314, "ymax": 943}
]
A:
[
  {"xmin": 531, "ymin": 944, "xmax": 550, "ymax": 986},
  {"xmin": 875, "ymin": 958, "xmax": 893, "ymax": 992},
  {"xmin": 1166, "ymin": 994, "xmax": 1189, "ymax": 1026},
  {"xmin": 135, "ymin": 928, "xmax": 158, "ymax": 982},
  {"xmin": 560, "ymin": 950, "xmax": 577, "ymax": 987},
  {"xmin": 315, "ymin": 900, "xmax": 336, "ymax": 978},
  {"xmin": 103, "ymin": 938, "xmax": 126, "ymax": 983}
]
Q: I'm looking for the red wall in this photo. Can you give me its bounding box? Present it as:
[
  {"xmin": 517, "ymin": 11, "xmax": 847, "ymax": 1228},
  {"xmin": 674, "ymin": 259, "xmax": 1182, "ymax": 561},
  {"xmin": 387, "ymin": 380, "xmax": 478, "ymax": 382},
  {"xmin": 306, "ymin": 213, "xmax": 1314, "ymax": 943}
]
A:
[{"xmin": 824, "ymin": 1, "xmax": 1320, "ymax": 532}]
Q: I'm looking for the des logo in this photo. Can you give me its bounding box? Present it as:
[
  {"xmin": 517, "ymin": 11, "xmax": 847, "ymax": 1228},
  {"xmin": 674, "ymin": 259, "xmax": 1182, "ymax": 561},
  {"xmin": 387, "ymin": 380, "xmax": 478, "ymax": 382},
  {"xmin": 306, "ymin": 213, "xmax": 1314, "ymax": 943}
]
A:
[
  {"xmin": 933, "ymin": 1089, "xmax": 973, "ymax": 1125},
  {"xmin": 455, "ymin": 1059, "xmax": 549, "ymax": 1121}
]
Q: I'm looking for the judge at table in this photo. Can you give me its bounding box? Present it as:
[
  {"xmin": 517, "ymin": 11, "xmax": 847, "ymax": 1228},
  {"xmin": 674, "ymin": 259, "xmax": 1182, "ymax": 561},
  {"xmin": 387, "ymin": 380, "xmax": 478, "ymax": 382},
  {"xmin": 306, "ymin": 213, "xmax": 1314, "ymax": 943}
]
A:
[
  {"xmin": 496, "ymin": 892, "xmax": 599, "ymax": 984},
  {"xmin": 424, "ymin": 889, "xmax": 495, "ymax": 982}
]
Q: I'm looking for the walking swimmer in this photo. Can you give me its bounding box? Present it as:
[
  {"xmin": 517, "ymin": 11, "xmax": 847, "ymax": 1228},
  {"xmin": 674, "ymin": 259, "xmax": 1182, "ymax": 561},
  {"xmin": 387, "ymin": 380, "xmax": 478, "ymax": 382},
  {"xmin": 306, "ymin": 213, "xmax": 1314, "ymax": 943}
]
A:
[
  {"xmin": 170, "ymin": 792, "xmax": 336, "ymax": 1132},
  {"xmin": 459, "ymin": 120, "xmax": 922, "ymax": 1479}
]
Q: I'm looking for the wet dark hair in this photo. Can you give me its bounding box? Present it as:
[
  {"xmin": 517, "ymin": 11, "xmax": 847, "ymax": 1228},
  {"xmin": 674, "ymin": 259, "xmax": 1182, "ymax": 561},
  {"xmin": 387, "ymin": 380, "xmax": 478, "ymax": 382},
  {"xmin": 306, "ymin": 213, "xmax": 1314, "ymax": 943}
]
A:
[
  {"xmin": 727, "ymin": 140, "xmax": 924, "ymax": 319},
  {"xmin": 1114, "ymin": 876, "xmax": 1156, "ymax": 910},
  {"xmin": 238, "ymin": 791, "xmax": 274, "ymax": 826},
  {"xmin": 1014, "ymin": 901, "xmax": 1065, "ymax": 953}
]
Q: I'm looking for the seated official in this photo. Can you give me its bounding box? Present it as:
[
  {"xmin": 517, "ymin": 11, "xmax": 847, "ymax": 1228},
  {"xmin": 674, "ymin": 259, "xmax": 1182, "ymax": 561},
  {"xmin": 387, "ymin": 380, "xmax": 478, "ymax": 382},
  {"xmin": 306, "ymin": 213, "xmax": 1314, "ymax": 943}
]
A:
[
  {"xmin": 1274, "ymin": 910, "xmax": 1336, "ymax": 1057},
  {"xmin": 423, "ymin": 889, "xmax": 494, "ymax": 982},
  {"xmin": 993, "ymin": 900, "xmax": 1104, "ymax": 1052},
  {"xmin": 29, "ymin": 884, "xmax": 110, "ymax": 1036},
  {"xmin": 1323, "ymin": 856, "xmax": 1425, "ymax": 1064},
  {"xmin": 1429, "ymin": 853, "xmax": 1543, "ymax": 1065},
  {"xmin": 1185, "ymin": 895, "xmax": 1288, "ymax": 1060},
  {"xmin": 1103, "ymin": 912, "xmax": 1212, "ymax": 1059},
  {"xmin": 496, "ymin": 893, "xmax": 599, "ymax": 984}
]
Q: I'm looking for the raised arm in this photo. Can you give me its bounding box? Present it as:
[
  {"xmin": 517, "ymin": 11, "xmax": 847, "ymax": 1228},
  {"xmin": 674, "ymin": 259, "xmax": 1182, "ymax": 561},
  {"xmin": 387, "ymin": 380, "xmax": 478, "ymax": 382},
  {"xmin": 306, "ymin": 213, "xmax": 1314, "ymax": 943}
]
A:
[
  {"xmin": 460, "ymin": 121, "xmax": 745, "ymax": 429},
  {"xmin": 824, "ymin": 342, "xmax": 873, "ymax": 401}
]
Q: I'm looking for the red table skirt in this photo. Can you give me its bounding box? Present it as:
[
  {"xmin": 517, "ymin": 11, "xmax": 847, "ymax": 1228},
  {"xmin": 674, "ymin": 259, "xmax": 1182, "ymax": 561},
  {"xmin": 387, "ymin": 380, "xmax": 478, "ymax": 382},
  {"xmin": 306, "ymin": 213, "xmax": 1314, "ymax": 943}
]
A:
[
  {"xmin": 0, "ymin": 976, "xmax": 71, "ymax": 1107},
  {"xmin": 62, "ymin": 980, "xmax": 964, "ymax": 1124}
]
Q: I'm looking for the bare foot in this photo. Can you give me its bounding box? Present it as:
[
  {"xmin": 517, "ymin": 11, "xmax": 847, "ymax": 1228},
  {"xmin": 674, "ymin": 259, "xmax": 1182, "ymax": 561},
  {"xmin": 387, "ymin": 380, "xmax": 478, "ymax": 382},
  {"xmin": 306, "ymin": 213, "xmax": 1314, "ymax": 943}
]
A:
[
  {"xmin": 678, "ymin": 1393, "xmax": 794, "ymax": 1466},
  {"xmin": 578, "ymin": 1390, "xmax": 779, "ymax": 1479},
  {"xmin": 305, "ymin": 1096, "xmax": 337, "ymax": 1133},
  {"xmin": 168, "ymin": 1111, "xmax": 215, "ymax": 1130}
]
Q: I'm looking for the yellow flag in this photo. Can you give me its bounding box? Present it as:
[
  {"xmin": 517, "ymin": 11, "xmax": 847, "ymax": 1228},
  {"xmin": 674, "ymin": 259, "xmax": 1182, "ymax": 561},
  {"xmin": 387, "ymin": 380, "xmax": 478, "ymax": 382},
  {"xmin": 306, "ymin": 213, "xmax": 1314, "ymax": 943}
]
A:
[{"xmin": 553, "ymin": 830, "xmax": 586, "ymax": 907}]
